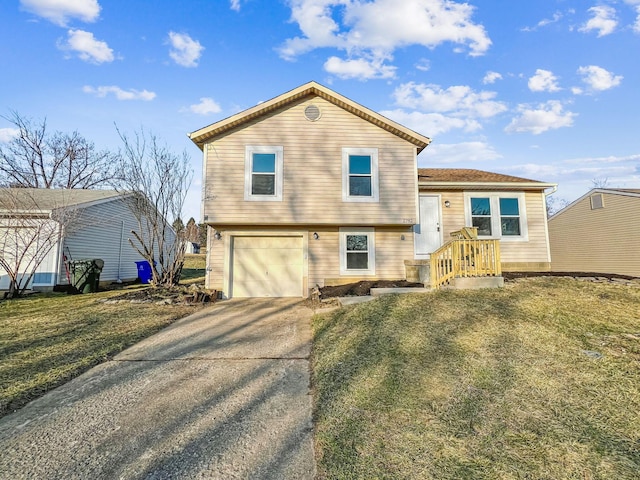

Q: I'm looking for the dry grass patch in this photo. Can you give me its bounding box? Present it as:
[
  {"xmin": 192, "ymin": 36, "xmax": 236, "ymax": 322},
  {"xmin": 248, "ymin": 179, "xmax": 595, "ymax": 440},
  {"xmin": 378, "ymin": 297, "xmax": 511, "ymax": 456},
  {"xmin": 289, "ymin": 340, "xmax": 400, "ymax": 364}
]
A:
[
  {"xmin": 0, "ymin": 288, "xmax": 202, "ymax": 417},
  {"xmin": 312, "ymin": 278, "xmax": 640, "ymax": 479}
]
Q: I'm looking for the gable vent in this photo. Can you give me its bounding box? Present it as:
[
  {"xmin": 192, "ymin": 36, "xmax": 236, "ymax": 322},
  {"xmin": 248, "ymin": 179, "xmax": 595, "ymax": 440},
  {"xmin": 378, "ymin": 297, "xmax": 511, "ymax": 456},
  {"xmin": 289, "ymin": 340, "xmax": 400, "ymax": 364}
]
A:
[
  {"xmin": 304, "ymin": 104, "xmax": 321, "ymax": 121},
  {"xmin": 590, "ymin": 193, "xmax": 604, "ymax": 210}
]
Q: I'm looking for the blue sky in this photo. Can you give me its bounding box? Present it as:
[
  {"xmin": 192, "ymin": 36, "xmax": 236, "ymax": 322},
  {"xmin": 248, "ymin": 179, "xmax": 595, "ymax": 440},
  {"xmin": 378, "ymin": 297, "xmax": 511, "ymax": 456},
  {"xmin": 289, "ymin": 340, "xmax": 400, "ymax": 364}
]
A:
[{"xmin": 1, "ymin": 0, "xmax": 639, "ymax": 220}]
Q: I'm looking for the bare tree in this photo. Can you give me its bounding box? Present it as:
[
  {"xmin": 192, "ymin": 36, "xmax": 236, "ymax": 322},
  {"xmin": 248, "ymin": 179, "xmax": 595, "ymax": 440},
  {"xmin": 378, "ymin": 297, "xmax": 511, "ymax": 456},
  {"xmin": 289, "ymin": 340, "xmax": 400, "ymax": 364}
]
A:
[
  {"xmin": 185, "ymin": 217, "xmax": 200, "ymax": 243},
  {"xmin": 546, "ymin": 195, "xmax": 569, "ymax": 217},
  {"xmin": 0, "ymin": 111, "xmax": 117, "ymax": 189},
  {"xmin": 0, "ymin": 189, "xmax": 79, "ymax": 298},
  {"xmin": 591, "ymin": 177, "xmax": 610, "ymax": 189},
  {"xmin": 115, "ymin": 128, "xmax": 193, "ymax": 287}
]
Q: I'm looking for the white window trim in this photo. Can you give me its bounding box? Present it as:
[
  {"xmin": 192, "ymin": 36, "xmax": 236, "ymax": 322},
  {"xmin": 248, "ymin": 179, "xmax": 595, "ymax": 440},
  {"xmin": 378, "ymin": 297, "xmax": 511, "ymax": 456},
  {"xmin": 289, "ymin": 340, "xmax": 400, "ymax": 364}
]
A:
[
  {"xmin": 339, "ymin": 227, "xmax": 376, "ymax": 276},
  {"xmin": 244, "ymin": 145, "xmax": 284, "ymax": 202},
  {"xmin": 342, "ymin": 147, "xmax": 379, "ymax": 203},
  {"xmin": 464, "ymin": 192, "xmax": 529, "ymax": 242}
]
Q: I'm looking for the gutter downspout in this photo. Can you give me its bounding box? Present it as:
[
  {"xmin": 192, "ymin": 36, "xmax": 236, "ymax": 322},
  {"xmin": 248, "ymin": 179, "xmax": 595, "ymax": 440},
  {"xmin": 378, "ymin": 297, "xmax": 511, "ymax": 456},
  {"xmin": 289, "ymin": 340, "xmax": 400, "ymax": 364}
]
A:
[
  {"xmin": 542, "ymin": 185, "xmax": 558, "ymax": 266},
  {"xmin": 116, "ymin": 220, "xmax": 124, "ymax": 283}
]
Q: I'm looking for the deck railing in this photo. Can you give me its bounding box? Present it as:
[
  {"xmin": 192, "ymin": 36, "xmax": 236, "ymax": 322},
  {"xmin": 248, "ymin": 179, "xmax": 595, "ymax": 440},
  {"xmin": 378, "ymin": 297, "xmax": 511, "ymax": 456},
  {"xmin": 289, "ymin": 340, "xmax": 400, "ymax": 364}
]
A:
[{"xmin": 429, "ymin": 238, "xmax": 501, "ymax": 289}]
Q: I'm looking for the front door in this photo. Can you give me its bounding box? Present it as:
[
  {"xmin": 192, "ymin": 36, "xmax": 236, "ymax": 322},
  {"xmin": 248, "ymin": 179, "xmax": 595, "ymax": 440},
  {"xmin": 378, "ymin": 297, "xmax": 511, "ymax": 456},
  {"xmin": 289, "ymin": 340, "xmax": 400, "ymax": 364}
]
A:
[{"xmin": 415, "ymin": 195, "xmax": 442, "ymax": 256}]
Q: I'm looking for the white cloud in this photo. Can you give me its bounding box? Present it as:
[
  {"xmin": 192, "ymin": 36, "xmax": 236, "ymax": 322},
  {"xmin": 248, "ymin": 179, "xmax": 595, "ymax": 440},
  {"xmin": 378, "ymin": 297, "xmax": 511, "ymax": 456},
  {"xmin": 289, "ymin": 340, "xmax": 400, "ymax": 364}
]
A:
[
  {"xmin": 392, "ymin": 82, "xmax": 507, "ymax": 118},
  {"xmin": 507, "ymin": 154, "xmax": 640, "ymax": 200},
  {"xmin": 625, "ymin": 1, "xmax": 640, "ymax": 32},
  {"xmin": 380, "ymin": 109, "xmax": 481, "ymax": 136},
  {"xmin": 528, "ymin": 69, "xmax": 561, "ymax": 92},
  {"xmin": 0, "ymin": 128, "xmax": 20, "ymax": 143},
  {"xmin": 482, "ymin": 71, "xmax": 502, "ymax": 84},
  {"xmin": 167, "ymin": 32, "xmax": 204, "ymax": 67},
  {"xmin": 576, "ymin": 65, "xmax": 623, "ymax": 92},
  {"xmin": 521, "ymin": 11, "xmax": 563, "ymax": 32},
  {"xmin": 189, "ymin": 97, "xmax": 222, "ymax": 115},
  {"xmin": 279, "ymin": 0, "xmax": 491, "ymax": 77},
  {"xmin": 58, "ymin": 29, "xmax": 114, "ymax": 64},
  {"xmin": 20, "ymin": 0, "xmax": 100, "ymax": 26},
  {"xmin": 83, "ymin": 85, "xmax": 156, "ymax": 101},
  {"xmin": 415, "ymin": 59, "xmax": 431, "ymax": 72},
  {"xmin": 324, "ymin": 56, "xmax": 396, "ymax": 80},
  {"xmin": 418, "ymin": 141, "xmax": 502, "ymax": 165},
  {"xmin": 505, "ymin": 101, "xmax": 576, "ymax": 135},
  {"xmin": 579, "ymin": 5, "xmax": 617, "ymax": 37},
  {"xmin": 230, "ymin": 0, "xmax": 241, "ymax": 11}
]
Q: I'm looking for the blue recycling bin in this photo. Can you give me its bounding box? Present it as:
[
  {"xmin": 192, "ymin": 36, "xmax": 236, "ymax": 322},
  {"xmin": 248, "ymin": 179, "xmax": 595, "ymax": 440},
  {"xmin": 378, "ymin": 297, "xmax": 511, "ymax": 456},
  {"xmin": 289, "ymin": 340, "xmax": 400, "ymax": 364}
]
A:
[{"xmin": 135, "ymin": 260, "xmax": 155, "ymax": 284}]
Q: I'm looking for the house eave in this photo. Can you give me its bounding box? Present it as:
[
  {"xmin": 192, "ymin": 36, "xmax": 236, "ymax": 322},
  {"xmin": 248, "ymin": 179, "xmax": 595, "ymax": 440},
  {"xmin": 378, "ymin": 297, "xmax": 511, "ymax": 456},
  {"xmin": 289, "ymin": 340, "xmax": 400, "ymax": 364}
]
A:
[
  {"xmin": 418, "ymin": 181, "xmax": 557, "ymax": 191},
  {"xmin": 188, "ymin": 81, "xmax": 431, "ymax": 153}
]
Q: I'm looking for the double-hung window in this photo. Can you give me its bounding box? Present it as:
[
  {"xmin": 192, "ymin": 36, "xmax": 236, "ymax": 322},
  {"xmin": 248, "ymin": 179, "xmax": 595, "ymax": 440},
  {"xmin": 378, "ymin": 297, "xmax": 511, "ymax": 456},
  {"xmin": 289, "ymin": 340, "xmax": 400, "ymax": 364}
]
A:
[
  {"xmin": 342, "ymin": 148, "xmax": 379, "ymax": 202},
  {"xmin": 244, "ymin": 146, "xmax": 283, "ymax": 201},
  {"xmin": 465, "ymin": 193, "xmax": 527, "ymax": 240},
  {"xmin": 339, "ymin": 228, "xmax": 375, "ymax": 275}
]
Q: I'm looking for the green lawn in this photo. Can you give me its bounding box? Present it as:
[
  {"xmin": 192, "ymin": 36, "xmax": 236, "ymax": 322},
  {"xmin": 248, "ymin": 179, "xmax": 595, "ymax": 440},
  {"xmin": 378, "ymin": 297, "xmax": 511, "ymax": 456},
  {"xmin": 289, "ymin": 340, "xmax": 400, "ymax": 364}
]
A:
[
  {"xmin": 181, "ymin": 253, "xmax": 206, "ymax": 283},
  {"xmin": 312, "ymin": 277, "xmax": 640, "ymax": 479},
  {"xmin": 0, "ymin": 255, "xmax": 207, "ymax": 417},
  {"xmin": 0, "ymin": 270, "xmax": 207, "ymax": 417}
]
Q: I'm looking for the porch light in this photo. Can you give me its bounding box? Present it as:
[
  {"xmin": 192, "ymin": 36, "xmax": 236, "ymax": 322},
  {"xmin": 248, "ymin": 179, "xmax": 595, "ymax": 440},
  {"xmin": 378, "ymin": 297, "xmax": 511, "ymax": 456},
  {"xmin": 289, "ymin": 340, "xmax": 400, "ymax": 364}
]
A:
[
  {"xmin": 313, "ymin": 232, "xmax": 320, "ymax": 240},
  {"xmin": 444, "ymin": 200, "xmax": 451, "ymax": 208},
  {"xmin": 214, "ymin": 232, "xmax": 222, "ymax": 240}
]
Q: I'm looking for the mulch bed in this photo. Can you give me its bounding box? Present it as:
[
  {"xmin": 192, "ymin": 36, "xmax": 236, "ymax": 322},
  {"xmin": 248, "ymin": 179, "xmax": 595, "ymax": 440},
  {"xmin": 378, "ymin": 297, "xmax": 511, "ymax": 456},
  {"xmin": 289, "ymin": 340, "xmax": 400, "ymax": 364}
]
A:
[
  {"xmin": 320, "ymin": 280, "xmax": 423, "ymax": 298},
  {"xmin": 103, "ymin": 284, "xmax": 216, "ymax": 305},
  {"xmin": 318, "ymin": 272, "xmax": 640, "ymax": 299},
  {"xmin": 503, "ymin": 271, "xmax": 638, "ymax": 281}
]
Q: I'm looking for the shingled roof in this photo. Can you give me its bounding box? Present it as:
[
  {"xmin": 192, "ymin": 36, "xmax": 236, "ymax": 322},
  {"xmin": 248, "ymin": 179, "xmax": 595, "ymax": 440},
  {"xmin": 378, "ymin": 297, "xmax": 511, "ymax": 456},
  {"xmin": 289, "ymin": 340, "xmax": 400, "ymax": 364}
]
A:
[
  {"xmin": 0, "ymin": 188, "xmax": 122, "ymax": 212},
  {"xmin": 418, "ymin": 168, "xmax": 555, "ymax": 190}
]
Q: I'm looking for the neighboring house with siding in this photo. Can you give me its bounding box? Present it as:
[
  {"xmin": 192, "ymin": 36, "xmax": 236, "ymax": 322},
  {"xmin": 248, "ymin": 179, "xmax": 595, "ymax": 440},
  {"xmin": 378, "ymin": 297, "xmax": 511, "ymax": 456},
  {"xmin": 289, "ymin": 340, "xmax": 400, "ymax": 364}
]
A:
[
  {"xmin": 189, "ymin": 81, "xmax": 555, "ymax": 298},
  {"xmin": 548, "ymin": 188, "xmax": 640, "ymax": 277},
  {"xmin": 0, "ymin": 189, "xmax": 149, "ymax": 291}
]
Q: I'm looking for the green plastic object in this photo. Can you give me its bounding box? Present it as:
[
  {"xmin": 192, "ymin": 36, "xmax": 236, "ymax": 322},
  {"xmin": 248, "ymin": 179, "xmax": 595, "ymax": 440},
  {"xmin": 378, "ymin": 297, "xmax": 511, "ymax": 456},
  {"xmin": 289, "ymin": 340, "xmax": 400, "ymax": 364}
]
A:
[{"xmin": 69, "ymin": 259, "xmax": 105, "ymax": 294}]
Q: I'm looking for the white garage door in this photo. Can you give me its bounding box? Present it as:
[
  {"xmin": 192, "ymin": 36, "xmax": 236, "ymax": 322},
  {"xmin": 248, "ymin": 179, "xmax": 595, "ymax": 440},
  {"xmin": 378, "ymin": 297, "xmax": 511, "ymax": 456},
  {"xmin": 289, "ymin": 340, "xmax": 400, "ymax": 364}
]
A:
[{"xmin": 231, "ymin": 236, "xmax": 303, "ymax": 297}]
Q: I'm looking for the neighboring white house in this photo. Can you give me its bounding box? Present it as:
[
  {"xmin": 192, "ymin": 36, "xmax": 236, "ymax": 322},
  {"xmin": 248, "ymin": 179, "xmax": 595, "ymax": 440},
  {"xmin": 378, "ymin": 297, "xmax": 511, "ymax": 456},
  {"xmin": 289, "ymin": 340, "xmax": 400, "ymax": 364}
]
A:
[
  {"xmin": 185, "ymin": 242, "xmax": 200, "ymax": 254},
  {"xmin": 0, "ymin": 189, "xmax": 150, "ymax": 291}
]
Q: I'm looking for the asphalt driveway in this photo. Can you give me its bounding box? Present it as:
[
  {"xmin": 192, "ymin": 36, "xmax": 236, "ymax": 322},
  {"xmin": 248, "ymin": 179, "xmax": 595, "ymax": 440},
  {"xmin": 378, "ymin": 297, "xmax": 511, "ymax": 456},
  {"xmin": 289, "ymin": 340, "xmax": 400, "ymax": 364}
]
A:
[{"xmin": 0, "ymin": 298, "xmax": 316, "ymax": 479}]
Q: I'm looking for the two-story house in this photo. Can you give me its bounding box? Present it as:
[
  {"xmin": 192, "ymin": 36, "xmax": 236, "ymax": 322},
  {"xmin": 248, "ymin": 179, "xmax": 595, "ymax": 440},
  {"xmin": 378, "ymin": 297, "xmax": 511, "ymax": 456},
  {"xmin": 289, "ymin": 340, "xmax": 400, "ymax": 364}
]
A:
[{"xmin": 189, "ymin": 81, "xmax": 554, "ymax": 298}]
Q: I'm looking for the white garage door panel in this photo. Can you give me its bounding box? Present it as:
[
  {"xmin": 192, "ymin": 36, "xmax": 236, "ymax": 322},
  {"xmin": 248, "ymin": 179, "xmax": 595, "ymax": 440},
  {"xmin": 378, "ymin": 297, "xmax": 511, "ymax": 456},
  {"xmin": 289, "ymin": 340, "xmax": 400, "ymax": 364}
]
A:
[{"xmin": 232, "ymin": 236, "xmax": 303, "ymax": 297}]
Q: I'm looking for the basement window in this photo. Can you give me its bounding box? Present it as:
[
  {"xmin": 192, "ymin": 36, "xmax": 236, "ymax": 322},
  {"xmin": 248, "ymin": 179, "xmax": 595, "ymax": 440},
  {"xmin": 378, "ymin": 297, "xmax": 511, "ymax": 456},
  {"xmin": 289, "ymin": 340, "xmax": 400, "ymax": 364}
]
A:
[{"xmin": 339, "ymin": 228, "xmax": 376, "ymax": 275}]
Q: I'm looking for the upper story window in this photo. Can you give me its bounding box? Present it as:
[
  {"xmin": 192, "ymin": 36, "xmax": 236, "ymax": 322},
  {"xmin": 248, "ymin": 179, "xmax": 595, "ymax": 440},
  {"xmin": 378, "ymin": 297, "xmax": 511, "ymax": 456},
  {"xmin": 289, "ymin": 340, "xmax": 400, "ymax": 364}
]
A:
[
  {"xmin": 342, "ymin": 147, "xmax": 379, "ymax": 202},
  {"xmin": 465, "ymin": 192, "xmax": 528, "ymax": 241},
  {"xmin": 244, "ymin": 146, "xmax": 283, "ymax": 201}
]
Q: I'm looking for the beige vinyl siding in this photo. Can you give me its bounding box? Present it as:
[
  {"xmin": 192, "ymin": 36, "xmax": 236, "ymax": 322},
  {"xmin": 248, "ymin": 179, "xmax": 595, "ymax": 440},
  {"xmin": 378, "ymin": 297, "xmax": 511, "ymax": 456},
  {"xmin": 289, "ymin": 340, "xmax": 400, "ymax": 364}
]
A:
[
  {"xmin": 549, "ymin": 192, "xmax": 640, "ymax": 276},
  {"xmin": 423, "ymin": 189, "xmax": 551, "ymax": 270},
  {"xmin": 374, "ymin": 228, "xmax": 415, "ymax": 279},
  {"xmin": 203, "ymin": 96, "xmax": 418, "ymax": 226},
  {"xmin": 207, "ymin": 226, "xmax": 414, "ymax": 295},
  {"xmin": 308, "ymin": 227, "xmax": 339, "ymax": 287},
  {"xmin": 206, "ymin": 225, "xmax": 224, "ymax": 291},
  {"xmin": 310, "ymin": 227, "xmax": 413, "ymax": 286},
  {"xmin": 58, "ymin": 198, "xmax": 146, "ymax": 284}
]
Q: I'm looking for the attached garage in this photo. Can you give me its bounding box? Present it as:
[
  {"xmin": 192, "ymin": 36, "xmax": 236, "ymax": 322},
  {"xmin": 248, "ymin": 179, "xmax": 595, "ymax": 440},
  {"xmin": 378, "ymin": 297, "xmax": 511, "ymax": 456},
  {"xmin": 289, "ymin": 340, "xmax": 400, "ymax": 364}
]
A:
[{"xmin": 230, "ymin": 235, "xmax": 304, "ymax": 297}]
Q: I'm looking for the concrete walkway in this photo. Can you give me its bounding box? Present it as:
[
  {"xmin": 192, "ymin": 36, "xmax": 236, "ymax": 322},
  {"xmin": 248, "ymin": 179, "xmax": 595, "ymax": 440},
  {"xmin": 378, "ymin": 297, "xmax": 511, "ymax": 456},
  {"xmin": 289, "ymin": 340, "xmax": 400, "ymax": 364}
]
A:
[{"xmin": 0, "ymin": 298, "xmax": 316, "ymax": 479}]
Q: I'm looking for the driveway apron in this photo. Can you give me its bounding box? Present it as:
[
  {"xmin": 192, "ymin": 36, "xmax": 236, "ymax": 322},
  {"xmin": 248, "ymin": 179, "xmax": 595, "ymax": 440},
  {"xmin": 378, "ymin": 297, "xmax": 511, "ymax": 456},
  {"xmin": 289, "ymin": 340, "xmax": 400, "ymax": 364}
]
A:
[{"xmin": 0, "ymin": 298, "xmax": 316, "ymax": 479}]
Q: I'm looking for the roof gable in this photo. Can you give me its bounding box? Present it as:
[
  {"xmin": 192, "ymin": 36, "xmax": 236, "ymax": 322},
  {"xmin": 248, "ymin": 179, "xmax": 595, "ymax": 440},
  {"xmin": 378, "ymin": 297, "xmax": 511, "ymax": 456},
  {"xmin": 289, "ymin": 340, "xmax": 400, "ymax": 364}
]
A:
[
  {"xmin": 189, "ymin": 81, "xmax": 431, "ymax": 153},
  {"xmin": 550, "ymin": 187, "xmax": 640, "ymax": 221}
]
